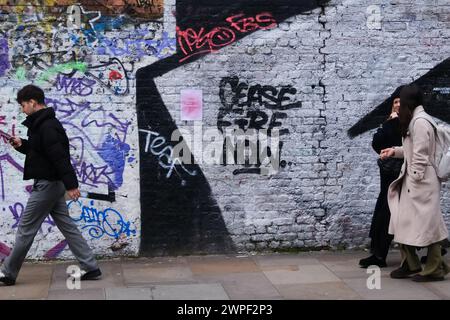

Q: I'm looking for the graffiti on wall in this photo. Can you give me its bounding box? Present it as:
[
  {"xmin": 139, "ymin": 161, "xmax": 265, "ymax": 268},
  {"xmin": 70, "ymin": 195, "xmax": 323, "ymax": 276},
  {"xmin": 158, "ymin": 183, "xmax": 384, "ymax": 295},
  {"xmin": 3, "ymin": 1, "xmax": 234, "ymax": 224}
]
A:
[
  {"xmin": 68, "ymin": 200, "xmax": 136, "ymax": 240},
  {"xmin": 0, "ymin": 0, "xmax": 171, "ymax": 258},
  {"xmin": 139, "ymin": 128, "xmax": 198, "ymax": 180},
  {"xmin": 0, "ymin": 0, "xmax": 164, "ymax": 20},
  {"xmin": 176, "ymin": 12, "xmax": 277, "ymax": 63},
  {"xmin": 45, "ymin": 97, "xmax": 132, "ymax": 191},
  {"xmin": 136, "ymin": 0, "xmax": 330, "ymax": 255},
  {"xmin": 218, "ymin": 76, "xmax": 301, "ymax": 175}
]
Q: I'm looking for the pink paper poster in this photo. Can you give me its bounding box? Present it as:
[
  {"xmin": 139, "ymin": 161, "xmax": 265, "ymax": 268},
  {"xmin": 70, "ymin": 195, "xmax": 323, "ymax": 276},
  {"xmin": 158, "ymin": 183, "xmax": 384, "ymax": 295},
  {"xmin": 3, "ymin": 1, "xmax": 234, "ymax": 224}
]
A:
[{"xmin": 181, "ymin": 89, "xmax": 203, "ymax": 121}]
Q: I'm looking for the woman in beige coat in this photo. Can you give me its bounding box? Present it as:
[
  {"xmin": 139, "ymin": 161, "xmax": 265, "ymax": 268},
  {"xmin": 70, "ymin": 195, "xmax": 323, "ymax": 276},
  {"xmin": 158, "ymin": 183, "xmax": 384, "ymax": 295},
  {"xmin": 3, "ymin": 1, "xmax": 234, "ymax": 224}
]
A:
[{"xmin": 381, "ymin": 84, "xmax": 449, "ymax": 282}]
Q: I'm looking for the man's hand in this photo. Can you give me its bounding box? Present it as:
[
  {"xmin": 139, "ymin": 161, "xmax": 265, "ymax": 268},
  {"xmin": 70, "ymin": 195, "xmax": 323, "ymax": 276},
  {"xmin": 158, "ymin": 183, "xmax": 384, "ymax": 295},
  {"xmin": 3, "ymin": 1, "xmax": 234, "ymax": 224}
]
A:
[
  {"xmin": 380, "ymin": 148, "xmax": 395, "ymax": 160},
  {"xmin": 9, "ymin": 137, "xmax": 22, "ymax": 148},
  {"xmin": 66, "ymin": 188, "xmax": 81, "ymax": 201}
]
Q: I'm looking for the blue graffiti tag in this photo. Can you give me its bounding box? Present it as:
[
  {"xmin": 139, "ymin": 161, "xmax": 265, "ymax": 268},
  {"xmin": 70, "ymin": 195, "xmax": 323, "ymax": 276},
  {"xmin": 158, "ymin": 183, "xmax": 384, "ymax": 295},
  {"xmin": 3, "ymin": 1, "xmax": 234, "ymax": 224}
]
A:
[
  {"xmin": 96, "ymin": 31, "xmax": 176, "ymax": 59},
  {"xmin": 68, "ymin": 200, "xmax": 136, "ymax": 240},
  {"xmin": 0, "ymin": 36, "xmax": 10, "ymax": 77},
  {"xmin": 97, "ymin": 134, "xmax": 130, "ymax": 189}
]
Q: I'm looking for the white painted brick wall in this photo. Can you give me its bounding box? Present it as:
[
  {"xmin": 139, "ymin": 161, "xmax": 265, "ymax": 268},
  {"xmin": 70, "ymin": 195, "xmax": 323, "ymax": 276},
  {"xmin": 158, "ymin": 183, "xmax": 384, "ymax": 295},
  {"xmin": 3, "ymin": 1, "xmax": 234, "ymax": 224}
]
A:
[{"xmin": 0, "ymin": 0, "xmax": 448, "ymax": 259}]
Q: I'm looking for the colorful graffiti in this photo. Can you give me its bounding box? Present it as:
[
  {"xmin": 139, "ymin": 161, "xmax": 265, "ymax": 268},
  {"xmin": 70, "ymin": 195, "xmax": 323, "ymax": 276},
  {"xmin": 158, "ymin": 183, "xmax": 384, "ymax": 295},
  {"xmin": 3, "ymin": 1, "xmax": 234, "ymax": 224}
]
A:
[
  {"xmin": 12, "ymin": 51, "xmax": 132, "ymax": 95},
  {"xmin": 45, "ymin": 97, "xmax": 132, "ymax": 190},
  {"xmin": 0, "ymin": 0, "xmax": 164, "ymax": 20},
  {"xmin": 97, "ymin": 31, "xmax": 176, "ymax": 60},
  {"xmin": 0, "ymin": 0, "xmax": 170, "ymax": 259}
]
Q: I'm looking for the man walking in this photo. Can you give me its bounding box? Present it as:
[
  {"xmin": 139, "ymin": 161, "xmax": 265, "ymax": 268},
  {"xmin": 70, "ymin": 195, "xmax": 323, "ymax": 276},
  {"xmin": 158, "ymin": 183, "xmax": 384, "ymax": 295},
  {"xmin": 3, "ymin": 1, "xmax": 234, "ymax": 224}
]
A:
[{"xmin": 0, "ymin": 84, "xmax": 101, "ymax": 286}]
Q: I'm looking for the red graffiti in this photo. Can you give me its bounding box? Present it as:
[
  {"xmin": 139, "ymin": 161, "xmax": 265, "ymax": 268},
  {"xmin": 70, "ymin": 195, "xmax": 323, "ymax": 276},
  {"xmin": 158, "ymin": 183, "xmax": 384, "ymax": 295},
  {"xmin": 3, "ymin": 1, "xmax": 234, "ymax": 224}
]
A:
[
  {"xmin": 109, "ymin": 70, "xmax": 123, "ymax": 81},
  {"xmin": 177, "ymin": 12, "xmax": 277, "ymax": 63}
]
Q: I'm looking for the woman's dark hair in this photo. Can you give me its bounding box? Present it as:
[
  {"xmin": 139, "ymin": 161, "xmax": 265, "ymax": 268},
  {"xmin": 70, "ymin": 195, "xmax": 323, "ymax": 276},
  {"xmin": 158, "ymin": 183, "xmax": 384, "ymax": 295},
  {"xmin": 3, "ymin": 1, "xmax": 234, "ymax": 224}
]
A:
[
  {"xmin": 16, "ymin": 84, "xmax": 45, "ymax": 105},
  {"xmin": 398, "ymin": 84, "xmax": 423, "ymax": 137}
]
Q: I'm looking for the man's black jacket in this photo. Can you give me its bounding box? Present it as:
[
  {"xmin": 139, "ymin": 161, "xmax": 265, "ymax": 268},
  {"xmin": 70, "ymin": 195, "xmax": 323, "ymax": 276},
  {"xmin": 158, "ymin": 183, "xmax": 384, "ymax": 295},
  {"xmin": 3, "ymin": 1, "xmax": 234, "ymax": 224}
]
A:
[{"xmin": 15, "ymin": 107, "xmax": 78, "ymax": 190}]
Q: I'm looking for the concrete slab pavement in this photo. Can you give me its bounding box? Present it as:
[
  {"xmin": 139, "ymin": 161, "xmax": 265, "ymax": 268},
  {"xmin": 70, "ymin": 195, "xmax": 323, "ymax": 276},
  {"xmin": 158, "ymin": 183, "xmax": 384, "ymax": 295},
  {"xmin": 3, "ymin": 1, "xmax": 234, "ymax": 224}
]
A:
[{"xmin": 0, "ymin": 250, "xmax": 449, "ymax": 300}]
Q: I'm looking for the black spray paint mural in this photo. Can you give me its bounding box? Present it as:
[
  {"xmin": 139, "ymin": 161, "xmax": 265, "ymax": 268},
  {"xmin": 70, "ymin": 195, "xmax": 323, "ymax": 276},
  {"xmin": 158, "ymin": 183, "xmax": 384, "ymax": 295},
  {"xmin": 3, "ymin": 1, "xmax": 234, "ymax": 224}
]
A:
[
  {"xmin": 348, "ymin": 58, "xmax": 450, "ymax": 138},
  {"xmin": 218, "ymin": 76, "xmax": 302, "ymax": 175},
  {"xmin": 137, "ymin": 0, "xmax": 329, "ymax": 255}
]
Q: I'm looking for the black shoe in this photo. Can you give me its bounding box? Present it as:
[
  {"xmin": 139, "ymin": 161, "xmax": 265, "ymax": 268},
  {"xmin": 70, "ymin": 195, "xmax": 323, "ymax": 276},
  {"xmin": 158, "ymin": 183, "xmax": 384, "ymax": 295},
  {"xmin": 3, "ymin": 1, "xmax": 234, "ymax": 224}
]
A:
[
  {"xmin": 411, "ymin": 274, "xmax": 445, "ymax": 282},
  {"xmin": 0, "ymin": 271, "xmax": 15, "ymax": 286},
  {"xmin": 359, "ymin": 255, "xmax": 387, "ymax": 268},
  {"xmin": 390, "ymin": 265, "xmax": 421, "ymax": 279},
  {"xmin": 80, "ymin": 269, "xmax": 102, "ymax": 281}
]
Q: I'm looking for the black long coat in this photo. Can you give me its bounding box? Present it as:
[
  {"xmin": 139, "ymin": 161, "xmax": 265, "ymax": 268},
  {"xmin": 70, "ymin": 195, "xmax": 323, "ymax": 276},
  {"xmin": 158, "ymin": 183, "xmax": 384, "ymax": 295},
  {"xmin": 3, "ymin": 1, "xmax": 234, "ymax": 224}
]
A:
[{"xmin": 369, "ymin": 117, "xmax": 402, "ymax": 253}]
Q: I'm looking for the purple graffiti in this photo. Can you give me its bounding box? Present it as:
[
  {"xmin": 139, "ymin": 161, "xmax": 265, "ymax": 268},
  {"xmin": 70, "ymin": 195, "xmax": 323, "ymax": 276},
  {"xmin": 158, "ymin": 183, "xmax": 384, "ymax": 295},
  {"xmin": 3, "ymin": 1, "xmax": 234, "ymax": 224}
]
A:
[
  {"xmin": 74, "ymin": 162, "xmax": 113, "ymax": 188},
  {"xmin": 46, "ymin": 98, "xmax": 130, "ymax": 142},
  {"xmin": 0, "ymin": 154, "xmax": 24, "ymax": 201},
  {"xmin": 44, "ymin": 240, "xmax": 68, "ymax": 259},
  {"xmin": 55, "ymin": 74, "xmax": 96, "ymax": 96},
  {"xmin": 9, "ymin": 202, "xmax": 56, "ymax": 231},
  {"xmin": 0, "ymin": 37, "xmax": 10, "ymax": 77},
  {"xmin": 45, "ymin": 98, "xmax": 131, "ymax": 190}
]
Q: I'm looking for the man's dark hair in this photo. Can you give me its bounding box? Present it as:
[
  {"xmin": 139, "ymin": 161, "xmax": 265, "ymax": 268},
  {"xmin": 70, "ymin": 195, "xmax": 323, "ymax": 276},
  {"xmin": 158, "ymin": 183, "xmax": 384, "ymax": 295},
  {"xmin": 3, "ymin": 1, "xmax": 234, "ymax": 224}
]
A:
[{"xmin": 16, "ymin": 85, "xmax": 45, "ymax": 105}]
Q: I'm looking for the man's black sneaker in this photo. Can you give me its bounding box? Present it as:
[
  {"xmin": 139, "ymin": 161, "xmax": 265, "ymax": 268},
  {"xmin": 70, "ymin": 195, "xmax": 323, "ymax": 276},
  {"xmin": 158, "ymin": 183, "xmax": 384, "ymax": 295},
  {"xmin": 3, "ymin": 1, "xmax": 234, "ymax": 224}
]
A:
[
  {"xmin": 0, "ymin": 271, "xmax": 15, "ymax": 286},
  {"xmin": 359, "ymin": 255, "xmax": 387, "ymax": 268},
  {"xmin": 80, "ymin": 269, "xmax": 102, "ymax": 281}
]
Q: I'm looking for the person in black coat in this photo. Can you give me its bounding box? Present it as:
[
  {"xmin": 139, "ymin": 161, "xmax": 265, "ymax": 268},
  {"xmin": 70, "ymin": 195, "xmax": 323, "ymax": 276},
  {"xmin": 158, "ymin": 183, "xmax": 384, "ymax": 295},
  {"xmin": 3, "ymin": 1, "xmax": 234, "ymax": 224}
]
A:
[
  {"xmin": 359, "ymin": 88, "xmax": 403, "ymax": 268},
  {"xmin": 0, "ymin": 85, "xmax": 101, "ymax": 286},
  {"xmin": 14, "ymin": 97, "xmax": 79, "ymax": 191}
]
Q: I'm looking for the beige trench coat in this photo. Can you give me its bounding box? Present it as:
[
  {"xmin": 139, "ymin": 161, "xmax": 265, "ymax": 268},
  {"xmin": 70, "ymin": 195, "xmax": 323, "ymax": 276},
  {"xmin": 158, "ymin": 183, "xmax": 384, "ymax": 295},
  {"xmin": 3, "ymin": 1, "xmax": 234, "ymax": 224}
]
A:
[{"xmin": 387, "ymin": 106, "xmax": 449, "ymax": 247}]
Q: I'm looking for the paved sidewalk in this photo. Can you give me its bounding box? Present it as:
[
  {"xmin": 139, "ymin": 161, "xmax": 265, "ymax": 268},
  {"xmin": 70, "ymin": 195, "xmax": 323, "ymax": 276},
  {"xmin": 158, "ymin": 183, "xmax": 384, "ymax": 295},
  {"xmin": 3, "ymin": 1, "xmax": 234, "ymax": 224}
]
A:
[{"xmin": 0, "ymin": 250, "xmax": 449, "ymax": 300}]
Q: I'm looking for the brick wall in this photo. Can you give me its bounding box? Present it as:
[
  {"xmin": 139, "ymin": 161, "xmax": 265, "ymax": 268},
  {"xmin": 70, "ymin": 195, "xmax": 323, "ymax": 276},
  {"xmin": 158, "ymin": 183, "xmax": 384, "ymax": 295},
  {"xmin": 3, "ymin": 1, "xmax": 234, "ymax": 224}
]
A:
[{"xmin": 0, "ymin": 0, "xmax": 448, "ymax": 260}]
